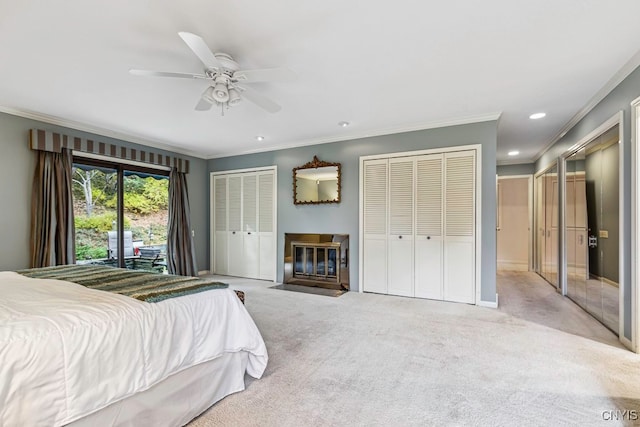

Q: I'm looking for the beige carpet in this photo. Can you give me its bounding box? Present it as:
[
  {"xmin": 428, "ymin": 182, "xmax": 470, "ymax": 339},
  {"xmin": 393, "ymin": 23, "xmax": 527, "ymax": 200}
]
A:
[{"xmin": 188, "ymin": 272, "xmax": 640, "ymax": 427}]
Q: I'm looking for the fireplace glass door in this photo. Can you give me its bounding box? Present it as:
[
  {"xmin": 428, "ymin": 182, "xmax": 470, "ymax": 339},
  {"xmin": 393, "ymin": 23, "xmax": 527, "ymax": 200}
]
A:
[{"xmin": 292, "ymin": 242, "xmax": 340, "ymax": 282}]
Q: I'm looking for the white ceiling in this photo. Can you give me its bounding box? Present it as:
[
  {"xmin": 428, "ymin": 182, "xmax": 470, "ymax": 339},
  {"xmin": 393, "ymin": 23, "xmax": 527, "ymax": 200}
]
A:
[{"xmin": 1, "ymin": 1, "xmax": 640, "ymax": 163}]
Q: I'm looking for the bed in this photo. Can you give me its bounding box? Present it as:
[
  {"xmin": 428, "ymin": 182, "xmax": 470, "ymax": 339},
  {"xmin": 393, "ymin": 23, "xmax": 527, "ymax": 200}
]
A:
[{"xmin": 0, "ymin": 265, "xmax": 268, "ymax": 426}]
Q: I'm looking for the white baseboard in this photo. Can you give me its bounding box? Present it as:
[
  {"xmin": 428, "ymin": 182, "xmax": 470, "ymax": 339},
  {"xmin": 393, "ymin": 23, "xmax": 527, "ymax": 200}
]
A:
[
  {"xmin": 477, "ymin": 293, "xmax": 499, "ymax": 309},
  {"xmin": 198, "ymin": 270, "xmax": 210, "ymax": 276},
  {"xmin": 497, "ymin": 261, "xmax": 528, "ymax": 271},
  {"xmin": 620, "ymin": 335, "xmax": 635, "ymax": 352}
]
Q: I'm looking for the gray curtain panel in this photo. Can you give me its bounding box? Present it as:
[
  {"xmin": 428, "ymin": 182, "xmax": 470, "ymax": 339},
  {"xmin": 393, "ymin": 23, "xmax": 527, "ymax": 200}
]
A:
[
  {"xmin": 30, "ymin": 148, "xmax": 75, "ymax": 267},
  {"xmin": 167, "ymin": 168, "xmax": 198, "ymax": 276}
]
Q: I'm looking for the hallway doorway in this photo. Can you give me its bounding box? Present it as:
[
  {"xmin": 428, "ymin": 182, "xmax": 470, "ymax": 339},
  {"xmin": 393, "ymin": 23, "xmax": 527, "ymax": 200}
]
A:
[{"xmin": 497, "ymin": 176, "xmax": 531, "ymax": 271}]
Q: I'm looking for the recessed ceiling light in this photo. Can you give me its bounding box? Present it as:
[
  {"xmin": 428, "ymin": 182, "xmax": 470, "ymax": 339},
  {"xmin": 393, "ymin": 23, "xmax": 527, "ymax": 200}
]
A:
[
  {"xmin": 508, "ymin": 150, "xmax": 520, "ymax": 156},
  {"xmin": 255, "ymin": 136, "xmax": 265, "ymax": 141},
  {"xmin": 529, "ymin": 112, "xmax": 546, "ymax": 120},
  {"xmin": 338, "ymin": 121, "xmax": 350, "ymax": 127}
]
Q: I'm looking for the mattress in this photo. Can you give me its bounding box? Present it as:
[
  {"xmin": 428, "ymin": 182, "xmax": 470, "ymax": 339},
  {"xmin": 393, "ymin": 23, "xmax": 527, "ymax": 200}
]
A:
[{"xmin": 0, "ymin": 271, "xmax": 268, "ymax": 426}]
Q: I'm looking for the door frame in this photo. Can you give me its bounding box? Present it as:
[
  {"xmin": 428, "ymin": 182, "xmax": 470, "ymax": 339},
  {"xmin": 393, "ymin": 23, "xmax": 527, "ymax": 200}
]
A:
[
  {"xmin": 560, "ymin": 111, "xmax": 625, "ymax": 346},
  {"xmin": 209, "ymin": 165, "xmax": 278, "ymax": 281},
  {"xmin": 631, "ymin": 96, "xmax": 640, "ymax": 352},
  {"xmin": 496, "ymin": 174, "xmax": 533, "ymax": 272},
  {"xmin": 358, "ymin": 144, "xmax": 484, "ymax": 305}
]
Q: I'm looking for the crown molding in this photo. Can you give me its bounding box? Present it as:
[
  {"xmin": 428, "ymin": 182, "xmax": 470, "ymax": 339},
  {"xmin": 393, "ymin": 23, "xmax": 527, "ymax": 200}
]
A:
[
  {"xmin": 205, "ymin": 112, "xmax": 502, "ymax": 159},
  {"xmin": 533, "ymin": 49, "xmax": 640, "ymax": 162},
  {"xmin": 497, "ymin": 158, "xmax": 535, "ymax": 166},
  {"xmin": 0, "ymin": 106, "xmax": 207, "ymax": 159}
]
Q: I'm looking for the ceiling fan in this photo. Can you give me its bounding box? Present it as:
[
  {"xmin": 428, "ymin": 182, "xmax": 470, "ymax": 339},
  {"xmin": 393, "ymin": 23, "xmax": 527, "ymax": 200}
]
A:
[{"xmin": 130, "ymin": 32, "xmax": 295, "ymax": 114}]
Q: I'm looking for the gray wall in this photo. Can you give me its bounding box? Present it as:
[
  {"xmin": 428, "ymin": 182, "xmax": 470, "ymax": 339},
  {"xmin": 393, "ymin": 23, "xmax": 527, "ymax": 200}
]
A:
[
  {"xmin": 0, "ymin": 112, "xmax": 209, "ymax": 271},
  {"xmin": 497, "ymin": 163, "xmax": 535, "ymax": 176},
  {"xmin": 209, "ymin": 120, "xmax": 498, "ymax": 301},
  {"xmin": 535, "ymin": 64, "xmax": 640, "ymax": 341}
]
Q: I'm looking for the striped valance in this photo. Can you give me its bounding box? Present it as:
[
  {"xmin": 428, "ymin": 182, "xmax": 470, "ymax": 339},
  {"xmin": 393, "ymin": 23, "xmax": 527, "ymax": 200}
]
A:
[{"xmin": 29, "ymin": 129, "xmax": 189, "ymax": 173}]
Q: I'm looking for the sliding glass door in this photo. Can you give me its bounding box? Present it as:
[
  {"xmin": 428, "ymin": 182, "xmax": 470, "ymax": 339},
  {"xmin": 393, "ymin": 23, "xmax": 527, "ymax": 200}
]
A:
[{"xmin": 72, "ymin": 158, "xmax": 169, "ymax": 273}]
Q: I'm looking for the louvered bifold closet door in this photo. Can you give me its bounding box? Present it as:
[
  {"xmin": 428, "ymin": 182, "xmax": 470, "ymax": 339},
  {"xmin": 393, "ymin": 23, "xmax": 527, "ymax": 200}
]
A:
[
  {"xmin": 258, "ymin": 171, "xmax": 275, "ymax": 280},
  {"xmin": 363, "ymin": 159, "xmax": 389, "ymax": 294},
  {"xmin": 242, "ymin": 174, "xmax": 259, "ymax": 279},
  {"xmin": 443, "ymin": 150, "xmax": 476, "ymax": 304},
  {"xmin": 227, "ymin": 175, "xmax": 244, "ymax": 277},
  {"xmin": 213, "ymin": 176, "xmax": 228, "ymax": 275},
  {"xmin": 388, "ymin": 157, "xmax": 415, "ymax": 297},
  {"xmin": 414, "ymin": 154, "xmax": 444, "ymax": 300}
]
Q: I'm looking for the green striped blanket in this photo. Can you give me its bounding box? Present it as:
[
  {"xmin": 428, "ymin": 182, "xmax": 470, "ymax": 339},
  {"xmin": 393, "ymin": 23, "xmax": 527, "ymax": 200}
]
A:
[{"xmin": 16, "ymin": 265, "xmax": 229, "ymax": 303}]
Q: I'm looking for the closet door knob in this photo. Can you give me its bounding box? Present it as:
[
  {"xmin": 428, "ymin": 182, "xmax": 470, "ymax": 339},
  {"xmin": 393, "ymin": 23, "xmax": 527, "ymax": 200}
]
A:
[
  {"xmin": 427, "ymin": 236, "xmax": 431, "ymax": 240},
  {"xmin": 398, "ymin": 235, "xmax": 403, "ymax": 239}
]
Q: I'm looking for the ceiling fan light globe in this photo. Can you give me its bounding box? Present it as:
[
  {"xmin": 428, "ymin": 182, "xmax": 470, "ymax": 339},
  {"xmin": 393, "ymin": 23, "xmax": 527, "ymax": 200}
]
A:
[
  {"xmin": 202, "ymin": 86, "xmax": 216, "ymax": 103},
  {"xmin": 213, "ymin": 83, "xmax": 229, "ymax": 102},
  {"xmin": 228, "ymin": 88, "xmax": 241, "ymax": 106}
]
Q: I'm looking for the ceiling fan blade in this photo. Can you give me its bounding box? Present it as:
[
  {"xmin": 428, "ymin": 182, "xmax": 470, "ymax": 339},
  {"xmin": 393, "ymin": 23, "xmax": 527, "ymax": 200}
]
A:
[
  {"xmin": 129, "ymin": 69, "xmax": 206, "ymax": 79},
  {"xmin": 237, "ymin": 85, "xmax": 281, "ymax": 113},
  {"xmin": 195, "ymin": 87, "xmax": 214, "ymax": 111},
  {"xmin": 178, "ymin": 32, "xmax": 222, "ymax": 70},
  {"xmin": 233, "ymin": 67, "xmax": 296, "ymax": 83},
  {"xmin": 195, "ymin": 98, "xmax": 214, "ymax": 111}
]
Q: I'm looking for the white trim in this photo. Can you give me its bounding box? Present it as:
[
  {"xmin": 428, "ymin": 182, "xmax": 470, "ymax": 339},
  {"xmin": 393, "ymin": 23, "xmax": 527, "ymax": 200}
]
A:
[
  {"xmin": 197, "ymin": 270, "xmax": 210, "ymax": 276},
  {"xmin": 632, "ymin": 96, "xmax": 640, "ymax": 352},
  {"xmin": 497, "ymin": 158, "xmax": 535, "ymax": 166},
  {"xmin": 478, "ymin": 294, "xmax": 499, "ymax": 309},
  {"xmin": 210, "ymin": 166, "xmax": 278, "ymax": 176},
  {"xmin": 619, "ymin": 111, "xmax": 625, "ymax": 344},
  {"xmin": 496, "ymin": 261, "xmax": 528, "ymax": 271},
  {"xmin": 207, "ymin": 113, "xmax": 501, "ymax": 159},
  {"xmin": 208, "ymin": 165, "xmax": 278, "ymax": 282},
  {"xmin": 360, "ymin": 144, "xmax": 482, "ymax": 162},
  {"xmin": 0, "ymin": 106, "xmax": 206, "ymax": 159},
  {"xmin": 621, "ymin": 336, "xmax": 634, "ymax": 351},
  {"xmin": 272, "ymin": 167, "xmax": 279, "ymax": 284},
  {"xmin": 358, "ymin": 158, "xmax": 364, "ymax": 293},
  {"xmin": 72, "ymin": 151, "xmax": 172, "ymax": 171},
  {"xmin": 475, "ymin": 145, "xmax": 483, "ymax": 305},
  {"xmin": 533, "ymin": 49, "xmax": 640, "ymax": 163},
  {"xmin": 358, "ymin": 144, "xmax": 483, "ymax": 305}
]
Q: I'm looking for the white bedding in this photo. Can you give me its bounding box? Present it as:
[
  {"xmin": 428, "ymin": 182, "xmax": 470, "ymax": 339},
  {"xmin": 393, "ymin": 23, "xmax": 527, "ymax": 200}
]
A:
[{"xmin": 0, "ymin": 271, "xmax": 268, "ymax": 426}]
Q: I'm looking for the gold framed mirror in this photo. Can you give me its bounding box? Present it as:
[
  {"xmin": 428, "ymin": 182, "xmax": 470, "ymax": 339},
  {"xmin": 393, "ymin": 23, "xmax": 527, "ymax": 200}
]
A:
[{"xmin": 293, "ymin": 156, "xmax": 341, "ymax": 205}]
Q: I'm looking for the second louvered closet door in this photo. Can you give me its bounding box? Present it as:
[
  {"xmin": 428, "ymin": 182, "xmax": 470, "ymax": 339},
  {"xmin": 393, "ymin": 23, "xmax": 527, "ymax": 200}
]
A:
[
  {"xmin": 388, "ymin": 158, "xmax": 415, "ymax": 297},
  {"xmin": 415, "ymin": 154, "xmax": 444, "ymax": 300}
]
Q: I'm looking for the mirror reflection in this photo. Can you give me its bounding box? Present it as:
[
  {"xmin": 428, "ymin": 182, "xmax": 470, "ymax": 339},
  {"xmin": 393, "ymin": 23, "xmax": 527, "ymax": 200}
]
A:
[
  {"xmin": 535, "ymin": 163, "xmax": 558, "ymax": 287},
  {"xmin": 293, "ymin": 157, "xmax": 341, "ymax": 204},
  {"xmin": 565, "ymin": 125, "xmax": 619, "ymax": 333}
]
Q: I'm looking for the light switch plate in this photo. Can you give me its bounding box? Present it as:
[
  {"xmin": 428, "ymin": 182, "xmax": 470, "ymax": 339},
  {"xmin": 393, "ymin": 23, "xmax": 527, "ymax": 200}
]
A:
[{"xmin": 599, "ymin": 230, "xmax": 609, "ymax": 238}]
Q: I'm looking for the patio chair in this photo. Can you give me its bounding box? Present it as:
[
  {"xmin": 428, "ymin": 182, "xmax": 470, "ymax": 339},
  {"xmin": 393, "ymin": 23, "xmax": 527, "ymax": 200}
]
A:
[{"xmin": 107, "ymin": 230, "xmax": 134, "ymax": 259}]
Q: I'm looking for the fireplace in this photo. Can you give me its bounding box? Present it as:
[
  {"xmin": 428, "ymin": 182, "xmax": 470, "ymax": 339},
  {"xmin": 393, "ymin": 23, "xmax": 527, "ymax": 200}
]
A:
[{"xmin": 284, "ymin": 233, "xmax": 349, "ymax": 290}]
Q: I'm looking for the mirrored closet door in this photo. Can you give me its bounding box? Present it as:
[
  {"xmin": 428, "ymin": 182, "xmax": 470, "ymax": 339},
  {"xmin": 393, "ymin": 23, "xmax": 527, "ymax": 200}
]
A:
[
  {"xmin": 563, "ymin": 125, "xmax": 620, "ymax": 333},
  {"xmin": 535, "ymin": 163, "xmax": 558, "ymax": 287}
]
